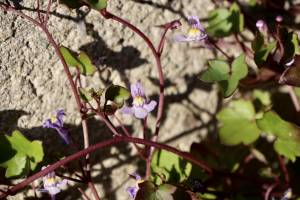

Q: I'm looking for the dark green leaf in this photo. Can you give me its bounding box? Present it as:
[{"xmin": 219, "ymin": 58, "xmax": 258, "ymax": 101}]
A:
[
  {"xmin": 217, "ymin": 100, "xmax": 260, "ymax": 145},
  {"xmin": 105, "ymin": 85, "xmax": 130, "ymax": 108}
]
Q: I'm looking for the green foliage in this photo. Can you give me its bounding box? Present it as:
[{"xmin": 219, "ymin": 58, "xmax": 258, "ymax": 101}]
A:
[
  {"xmin": 217, "ymin": 100, "xmax": 261, "ymax": 145},
  {"xmin": 257, "ymin": 111, "xmax": 300, "ymax": 161},
  {"xmin": 151, "ymin": 150, "xmax": 192, "ymax": 184},
  {"xmin": 105, "ymin": 85, "xmax": 130, "ymax": 108},
  {"xmin": 206, "ymin": 2, "xmax": 244, "ymax": 37},
  {"xmin": 251, "ymin": 33, "xmax": 276, "ymax": 67},
  {"xmin": 253, "ymin": 90, "xmax": 271, "ymax": 107},
  {"xmin": 87, "ymin": 0, "xmax": 107, "ymax": 10},
  {"xmin": 60, "ymin": 46, "xmax": 96, "ymax": 76},
  {"xmin": 279, "ymin": 29, "xmax": 300, "ymax": 64},
  {"xmin": 0, "ymin": 131, "xmax": 44, "ymax": 178},
  {"xmin": 201, "ymin": 54, "xmax": 248, "ymax": 97}
]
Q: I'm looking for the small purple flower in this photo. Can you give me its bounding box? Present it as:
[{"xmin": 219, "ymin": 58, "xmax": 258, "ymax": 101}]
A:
[
  {"xmin": 121, "ymin": 81, "xmax": 157, "ymax": 119},
  {"xmin": 126, "ymin": 173, "xmax": 143, "ymax": 199},
  {"xmin": 174, "ymin": 16, "xmax": 207, "ymax": 42},
  {"xmin": 39, "ymin": 166, "xmax": 68, "ymax": 200},
  {"xmin": 43, "ymin": 110, "xmax": 70, "ymax": 144},
  {"xmin": 256, "ymin": 19, "xmax": 268, "ymax": 33}
]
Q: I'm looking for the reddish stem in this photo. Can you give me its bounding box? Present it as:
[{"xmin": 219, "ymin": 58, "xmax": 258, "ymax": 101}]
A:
[
  {"xmin": 0, "ymin": 135, "xmax": 212, "ymax": 198},
  {"xmin": 99, "ymin": 9, "xmax": 165, "ymax": 138}
]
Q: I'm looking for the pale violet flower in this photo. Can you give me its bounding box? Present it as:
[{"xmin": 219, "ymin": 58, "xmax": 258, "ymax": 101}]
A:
[
  {"xmin": 43, "ymin": 110, "xmax": 70, "ymax": 144},
  {"xmin": 256, "ymin": 19, "xmax": 268, "ymax": 33},
  {"xmin": 126, "ymin": 173, "xmax": 143, "ymax": 199},
  {"xmin": 39, "ymin": 167, "xmax": 68, "ymax": 200},
  {"xmin": 174, "ymin": 16, "xmax": 207, "ymax": 42},
  {"xmin": 121, "ymin": 81, "xmax": 157, "ymax": 119}
]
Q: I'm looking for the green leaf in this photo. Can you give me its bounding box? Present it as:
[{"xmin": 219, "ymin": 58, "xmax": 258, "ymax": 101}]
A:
[
  {"xmin": 79, "ymin": 87, "xmax": 93, "ymax": 102},
  {"xmin": 87, "ymin": 0, "xmax": 107, "ymax": 10},
  {"xmin": 60, "ymin": 46, "xmax": 81, "ymax": 67},
  {"xmin": 252, "ymin": 34, "xmax": 276, "ymax": 66},
  {"xmin": 77, "ymin": 52, "xmax": 97, "ymax": 76},
  {"xmin": 256, "ymin": 111, "xmax": 300, "ymax": 140},
  {"xmin": 60, "ymin": 46, "xmax": 96, "ymax": 76},
  {"xmin": 206, "ymin": 3, "xmax": 244, "ymax": 37},
  {"xmin": 253, "ymin": 90, "xmax": 271, "ymax": 107},
  {"xmin": 105, "ymin": 85, "xmax": 130, "ymax": 108},
  {"xmin": 206, "ymin": 8, "xmax": 232, "ymax": 37},
  {"xmin": 228, "ymin": 2, "xmax": 244, "ymax": 33},
  {"xmin": 0, "ymin": 131, "xmax": 44, "ymax": 178},
  {"xmin": 151, "ymin": 150, "xmax": 192, "ymax": 184},
  {"xmin": 217, "ymin": 100, "xmax": 261, "ymax": 145},
  {"xmin": 257, "ymin": 111, "xmax": 300, "ymax": 161},
  {"xmin": 251, "ymin": 33, "xmax": 264, "ymax": 52},
  {"xmin": 201, "ymin": 54, "xmax": 248, "ymax": 97},
  {"xmin": 274, "ymin": 139, "xmax": 300, "ymax": 162},
  {"xmin": 201, "ymin": 60, "xmax": 230, "ymax": 82}
]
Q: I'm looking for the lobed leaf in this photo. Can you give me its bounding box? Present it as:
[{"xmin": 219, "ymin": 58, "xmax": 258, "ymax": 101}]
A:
[{"xmin": 217, "ymin": 100, "xmax": 260, "ymax": 145}]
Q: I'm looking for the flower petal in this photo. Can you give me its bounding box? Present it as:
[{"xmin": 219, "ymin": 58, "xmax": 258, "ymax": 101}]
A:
[
  {"xmin": 130, "ymin": 81, "xmax": 145, "ymax": 98},
  {"xmin": 143, "ymin": 100, "xmax": 157, "ymax": 113},
  {"xmin": 46, "ymin": 186, "xmax": 61, "ymax": 196},
  {"xmin": 56, "ymin": 127, "xmax": 70, "ymax": 144},
  {"xmin": 121, "ymin": 106, "xmax": 133, "ymax": 115},
  {"xmin": 56, "ymin": 110, "xmax": 65, "ymax": 127},
  {"xmin": 133, "ymin": 107, "xmax": 148, "ymax": 119},
  {"xmin": 126, "ymin": 186, "xmax": 139, "ymax": 199},
  {"xmin": 174, "ymin": 35, "xmax": 193, "ymax": 42},
  {"xmin": 188, "ymin": 16, "xmax": 205, "ymax": 32}
]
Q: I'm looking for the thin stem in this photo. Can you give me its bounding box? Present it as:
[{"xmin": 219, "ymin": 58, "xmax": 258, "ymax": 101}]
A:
[
  {"xmin": 157, "ymin": 28, "xmax": 169, "ymax": 56},
  {"xmin": 78, "ymin": 188, "xmax": 91, "ymax": 200},
  {"xmin": 277, "ymin": 155, "xmax": 290, "ymax": 185},
  {"xmin": 100, "ymin": 10, "xmax": 165, "ymax": 138},
  {"xmin": 56, "ymin": 173, "xmax": 85, "ymax": 183},
  {"xmin": 45, "ymin": 0, "xmax": 52, "ymax": 24},
  {"xmin": 113, "ymin": 114, "xmax": 147, "ymax": 160},
  {"xmin": 208, "ymin": 38, "xmax": 233, "ymax": 60},
  {"xmin": 0, "ymin": 135, "xmax": 212, "ymax": 198},
  {"xmin": 88, "ymin": 182, "xmax": 101, "ymax": 200}
]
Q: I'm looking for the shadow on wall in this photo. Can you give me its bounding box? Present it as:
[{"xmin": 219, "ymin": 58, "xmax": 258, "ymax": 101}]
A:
[
  {"xmin": 79, "ymin": 21, "xmax": 148, "ymax": 87},
  {"xmin": 0, "ymin": 110, "xmax": 138, "ymax": 200}
]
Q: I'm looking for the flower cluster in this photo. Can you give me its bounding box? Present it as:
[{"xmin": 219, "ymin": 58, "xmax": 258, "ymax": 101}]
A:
[
  {"xmin": 122, "ymin": 81, "xmax": 157, "ymax": 119},
  {"xmin": 43, "ymin": 110, "xmax": 70, "ymax": 144}
]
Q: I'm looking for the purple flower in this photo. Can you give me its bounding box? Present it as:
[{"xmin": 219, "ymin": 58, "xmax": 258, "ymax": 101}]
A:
[
  {"xmin": 174, "ymin": 16, "xmax": 207, "ymax": 42},
  {"xmin": 43, "ymin": 110, "xmax": 70, "ymax": 144},
  {"xmin": 121, "ymin": 81, "xmax": 157, "ymax": 119},
  {"xmin": 126, "ymin": 173, "xmax": 143, "ymax": 199},
  {"xmin": 256, "ymin": 19, "xmax": 268, "ymax": 33},
  {"xmin": 39, "ymin": 166, "xmax": 68, "ymax": 200}
]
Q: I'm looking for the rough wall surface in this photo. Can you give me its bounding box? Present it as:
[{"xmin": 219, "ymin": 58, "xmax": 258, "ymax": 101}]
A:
[{"xmin": 0, "ymin": 0, "xmax": 218, "ymax": 199}]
